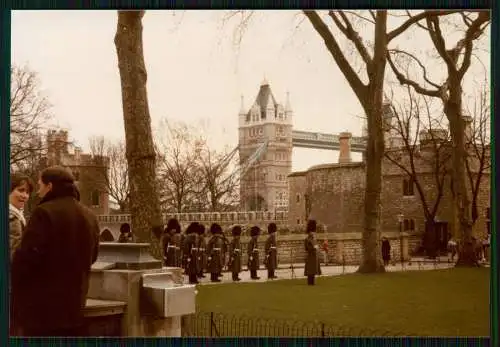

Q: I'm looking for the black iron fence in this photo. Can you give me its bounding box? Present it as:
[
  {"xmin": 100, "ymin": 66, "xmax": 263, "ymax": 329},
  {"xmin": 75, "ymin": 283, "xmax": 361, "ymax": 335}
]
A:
[{"xmin": 182, "ymin": 312, "xmax": 404, "ymax": 337}]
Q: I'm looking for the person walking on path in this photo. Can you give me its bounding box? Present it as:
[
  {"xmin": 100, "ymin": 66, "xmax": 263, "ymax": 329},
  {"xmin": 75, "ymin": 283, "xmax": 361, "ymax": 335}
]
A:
[
  {"xmin": 229, "ymin": 225, "xmax": 243, "ymax": 282},
  {"xmin": 381, "ymin": 237, "xmax": 391, "ymax": 267},
  {"xmin": 247, "ymin": 226, "xmax": 261, "ymax": 280},
  {"xmin": 11, "ymin": 166, "xmax": 100, "ymax": 336},
  {"xmin": 304, "ymin": 220, "xmax": 320, "ymax": 286},
  {"xmin": 265, "ymin": 223, "xmax": 278, "ymax": 280}
]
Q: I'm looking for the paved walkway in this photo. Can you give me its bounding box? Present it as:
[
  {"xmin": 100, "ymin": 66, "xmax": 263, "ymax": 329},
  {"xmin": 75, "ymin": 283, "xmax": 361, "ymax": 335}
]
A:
[{"xmin": 189, "ymin": 260, "xmax": 455, "ymax": 286}]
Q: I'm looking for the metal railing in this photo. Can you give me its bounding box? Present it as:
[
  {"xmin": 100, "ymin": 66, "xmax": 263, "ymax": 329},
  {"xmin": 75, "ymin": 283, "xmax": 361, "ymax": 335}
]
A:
[{"xmin": 182, "ymin": 311, "xmax": 403, "ymax": 337}]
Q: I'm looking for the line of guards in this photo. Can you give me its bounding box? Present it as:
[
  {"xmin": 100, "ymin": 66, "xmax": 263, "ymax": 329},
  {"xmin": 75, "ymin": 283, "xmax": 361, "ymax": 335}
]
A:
[{"xmin": 161, "ymin": 218, "xmax": 323, "ymax": 286}]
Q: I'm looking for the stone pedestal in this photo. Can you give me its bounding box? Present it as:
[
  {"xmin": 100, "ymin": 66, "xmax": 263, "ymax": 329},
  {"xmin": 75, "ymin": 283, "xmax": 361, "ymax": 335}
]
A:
[{"xmin": 86, "ymin": 242, "xmax": 196, "ymax": 337}]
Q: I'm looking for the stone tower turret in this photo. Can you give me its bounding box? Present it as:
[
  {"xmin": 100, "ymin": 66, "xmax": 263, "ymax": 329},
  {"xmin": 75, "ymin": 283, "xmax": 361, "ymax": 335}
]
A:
[{"xmin": 238, "ymin": 79, "xmax": 293, "ymax": 211}]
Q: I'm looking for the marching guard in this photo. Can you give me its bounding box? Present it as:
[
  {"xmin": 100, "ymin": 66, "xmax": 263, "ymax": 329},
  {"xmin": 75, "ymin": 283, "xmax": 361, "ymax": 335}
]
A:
[
  {"xmin": 265, "ymin": 223, "xmax": 278, "ymax": 280},
  {"xmin": 163, "ymin": 218, "xmax": 180, "ymax": 267},
  {"xmin": 183, "ymin": 222, "xmax": 200, "ymax": 284},
  {"xmin": 228, "ymin": 225, "xmax": 243, "ymax": 282},
  {"xmin": 196, "ymin": 224, "xmax": 207, "ymax": 279},
  {"xmin": 247, "ymin": 226, "xmax": 261, "ymax": 280},
  {"xmin": 207, "ymin": 223, "xmax": 225, "ymax": 283}
]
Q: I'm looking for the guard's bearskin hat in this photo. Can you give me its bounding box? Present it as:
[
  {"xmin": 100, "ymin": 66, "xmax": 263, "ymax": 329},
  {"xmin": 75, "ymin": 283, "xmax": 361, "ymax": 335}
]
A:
[
  {"xmin": 197, "ymin": 223, "xmax": 206, "ymax": 235},
  {"xmin": 165, "ymin": 218, "xmax": 181, "ymax": 234},
  {"xmin": 306, "ymin": 219, "xmax": 317, "ymax": 233},
  {"xmin": 210, "ymin": 223, "xmax": 223, "ymax": 235},
  {"xmin": 268, "ymin": 223, "xmax": 277, "ymax": 234},
  {"xmin": 231, "ymin": 225, "xmax": 242, "ymax": 236},
  {"xmin": 250, "ymin": 225, "xmax": 261, "ymax": 237},
  {"xmin": 186, "ymin": 222, "xmax": 199, "ymax": 235},
  {"xmin": 120, "ymin": 223, "xmax": 131, "ymax": 234}
]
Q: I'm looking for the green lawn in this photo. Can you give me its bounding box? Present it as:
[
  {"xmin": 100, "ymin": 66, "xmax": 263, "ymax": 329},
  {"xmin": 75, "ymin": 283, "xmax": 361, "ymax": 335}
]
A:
[{"xmin": 189, "ymin": 268, "xmax": 490, "ymax": 337}]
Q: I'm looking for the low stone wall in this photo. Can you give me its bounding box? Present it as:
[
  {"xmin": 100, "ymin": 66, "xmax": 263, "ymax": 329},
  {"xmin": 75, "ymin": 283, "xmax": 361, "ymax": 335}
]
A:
[{"xmin": 232, "ymin": 232, "xmax": 412, "ymax": 266}]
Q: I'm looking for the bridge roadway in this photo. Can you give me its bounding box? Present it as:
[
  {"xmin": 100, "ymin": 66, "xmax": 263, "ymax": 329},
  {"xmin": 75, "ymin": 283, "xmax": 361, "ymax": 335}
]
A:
[{"xmin": 291, "ymin": 130, "xmax": 366, "ymax": 152}]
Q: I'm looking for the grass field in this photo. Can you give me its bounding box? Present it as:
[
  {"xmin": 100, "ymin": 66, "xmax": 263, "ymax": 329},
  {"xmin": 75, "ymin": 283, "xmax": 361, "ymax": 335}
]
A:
[{"xmin": 190, "ymin": 268, "xmax": 490, "ymax": 337}]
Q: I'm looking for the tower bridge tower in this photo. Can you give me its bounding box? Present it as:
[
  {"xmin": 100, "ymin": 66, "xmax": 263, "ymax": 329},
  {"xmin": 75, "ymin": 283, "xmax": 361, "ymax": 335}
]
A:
[{"xmin": 238, "ymin": 80, "xmax": 293, "ymax": 211}]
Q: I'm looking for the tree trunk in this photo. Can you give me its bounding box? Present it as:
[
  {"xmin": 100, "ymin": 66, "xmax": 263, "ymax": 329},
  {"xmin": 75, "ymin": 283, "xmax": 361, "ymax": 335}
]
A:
[
  {"xmin": 114, "ymin": 11, "xmax": 162, "ymax": 255},
  {"xmin": 446, "ymin": 100, "xmax": 477, "ymax": 267},
  {"xmin": 356, "ymin": 12, "xmax": 388, "ymax": 273},
  {"xmin": 357, "ymin": 91, "xmax": 386, "ymax": 273}
]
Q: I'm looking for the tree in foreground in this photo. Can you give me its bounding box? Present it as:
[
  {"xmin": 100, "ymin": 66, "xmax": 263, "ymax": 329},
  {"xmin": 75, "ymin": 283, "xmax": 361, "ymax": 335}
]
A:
[
  {"xmin": 114, "ymin": 10, "xmax": 162, "ymax": 250},
  {"xmin": 302, "ymin": 10, "xmax": 455, "ymax": 272}
]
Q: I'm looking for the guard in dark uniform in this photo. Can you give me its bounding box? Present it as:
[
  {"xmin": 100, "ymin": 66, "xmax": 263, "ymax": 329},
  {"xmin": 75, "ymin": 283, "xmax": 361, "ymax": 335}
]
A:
[
  {"xmin": 228, "ymin": 225, "xmax": 243, "ymax": 282},
  {"xmin": 163, "ymin": 218, "xmax": 180, "ymax": 267},
  {"xmin": 247, "ymin": 226, "xmax": 261, "ymax": 280},
  {"xmin": 304, "ymin": 219, "xmax": 320, "ymax": 286},
  {"xmin": 183, "ymin": 222, "xmax": 200, "ymax": 284},
  {"xmin": 118, "ymin": 223, "xmax": 133, "ymax": 243},
  {"xmin": 207, "ymin": 223, "xmax": 224, "ymax": 283},
  {"xmin": 196, "ymin": 224, "xmax": 207, "ymax": 279},
  {"xmin": 171, "ymin": 226, "xmax": 183, "ymax": 268},
  {"xmin": 265, "ymin": 223, "xmax": 278, "ymax": 280}
]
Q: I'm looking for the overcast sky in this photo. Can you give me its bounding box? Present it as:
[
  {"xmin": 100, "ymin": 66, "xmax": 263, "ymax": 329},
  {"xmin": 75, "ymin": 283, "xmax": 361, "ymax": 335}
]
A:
[{"xmin": 11, "ymin": 10, "xmax": 489, "ymax": 172}]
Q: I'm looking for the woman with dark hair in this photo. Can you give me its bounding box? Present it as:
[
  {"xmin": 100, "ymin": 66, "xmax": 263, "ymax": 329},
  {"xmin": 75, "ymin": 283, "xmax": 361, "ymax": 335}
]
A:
[
  {"xmin": 11, "ymin": 166, "xmax": 100, "ymax": 336},
  {"xmin": 9, "ymin": 173, "xmax": 34, "ymax": 262}
]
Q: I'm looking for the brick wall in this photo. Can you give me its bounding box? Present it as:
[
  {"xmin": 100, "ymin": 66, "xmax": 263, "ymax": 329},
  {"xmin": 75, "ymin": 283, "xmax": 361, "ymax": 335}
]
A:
[
  {"xmin": 287, "ymin": 148, "xmax": 490, "ymax": 247},
  {"xmin": 232, "ymin": 232, "xmax": 410, "ymax": 266}
]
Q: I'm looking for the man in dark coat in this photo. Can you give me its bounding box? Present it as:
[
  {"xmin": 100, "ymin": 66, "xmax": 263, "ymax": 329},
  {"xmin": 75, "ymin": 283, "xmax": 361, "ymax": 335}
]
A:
[
  {"xmin": 183, "ymin": 222, "xmax": 200, "ymax": 284},
  {"xmin": 207, "ymin": 223, "xmax": 225, "ymax": 282},
  {"xmin": 229, "ymin": 225, "xmax": 243, "ymax": 282},
  {"xmin": 172, "ymin": 227, "xmax": 183, "ymax": 268},
  {"xmin": 247, "ymin": 226, "xmax": 261, "ymax": 280},
  {"xmin": 265, "ymin": 223, "xmax": 278, "ymax": 280},
  {"xmin": 163, "ymin": 218, "xmax": 180, "ymax": 267},
  {"xmin": 196, "ymin": 224, "xmax": 207, "ymax": 279},
  {"xmin": 304, "ymin": 219, "xmax": 320, "ymax": 286},
  {"xmin": 11, "ymin": 166, "xmax": 100, "ymax": 336},
  {"xmin": 381, "ymin": 237, "xmax": 391, "ymax": 266}
]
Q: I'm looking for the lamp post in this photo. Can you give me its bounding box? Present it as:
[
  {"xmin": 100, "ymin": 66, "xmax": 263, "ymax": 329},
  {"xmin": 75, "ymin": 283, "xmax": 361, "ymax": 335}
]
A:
[{"xmin": 397, "ymin": 213, "xmax": 404, "ymax": 269}]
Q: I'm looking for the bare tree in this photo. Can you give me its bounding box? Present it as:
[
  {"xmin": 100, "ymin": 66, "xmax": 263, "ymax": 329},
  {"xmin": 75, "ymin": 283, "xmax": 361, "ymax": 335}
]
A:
[
  {"xmin": 114, "ymin": 10, "xmax": 162, "ymax": 248},
  {"xmin": 155, "ymin": 119, "xmax": 240, "ymax": 213},
  {"xmin": 464, "ymin": 81, "xmax": 490, "ymax": 226},
  {"xmin": 155, "ymin": 119, "xmax": 203, "ymax": 213},
  {"xmin": 387, "ymin": 11, "xmax": 490, "ymax": 266},
  {"xmin": 88, "ymin": 136, "xmax": 130, "ymax": 212},
  {"xmin": 10, "ymin": 65, "xmax": 52, "ymax": 170},
  {"xmin": 384, "ymin": 86, "xmax": 452, "ymax": 257},
  {"xmin": 301, "ymin": 10, "xmax": 459, "ymax": 272},
  {"xmin": 196, "ymin": 143, "xmax": 240, "ymax": 212}
]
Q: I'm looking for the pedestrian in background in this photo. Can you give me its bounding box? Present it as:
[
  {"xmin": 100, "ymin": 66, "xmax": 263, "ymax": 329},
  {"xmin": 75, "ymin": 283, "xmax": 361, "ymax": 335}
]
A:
[{"xmin": 304, "ymin": 220, "xmax": 320, "ymax": 286}]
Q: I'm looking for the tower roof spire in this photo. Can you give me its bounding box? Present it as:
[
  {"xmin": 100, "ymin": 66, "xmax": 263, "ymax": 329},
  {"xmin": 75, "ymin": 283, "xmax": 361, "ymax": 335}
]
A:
[
  {"xmin": 239, "ymin": 95, "xmax": 245, "ymax": 115},
  {"xmin": 261, "ymin": 75, "xmax": 269, "ymax": 86},
  {"xmin": 285, "ymin": 91, "xmax": 292, "ymax": 112}
]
